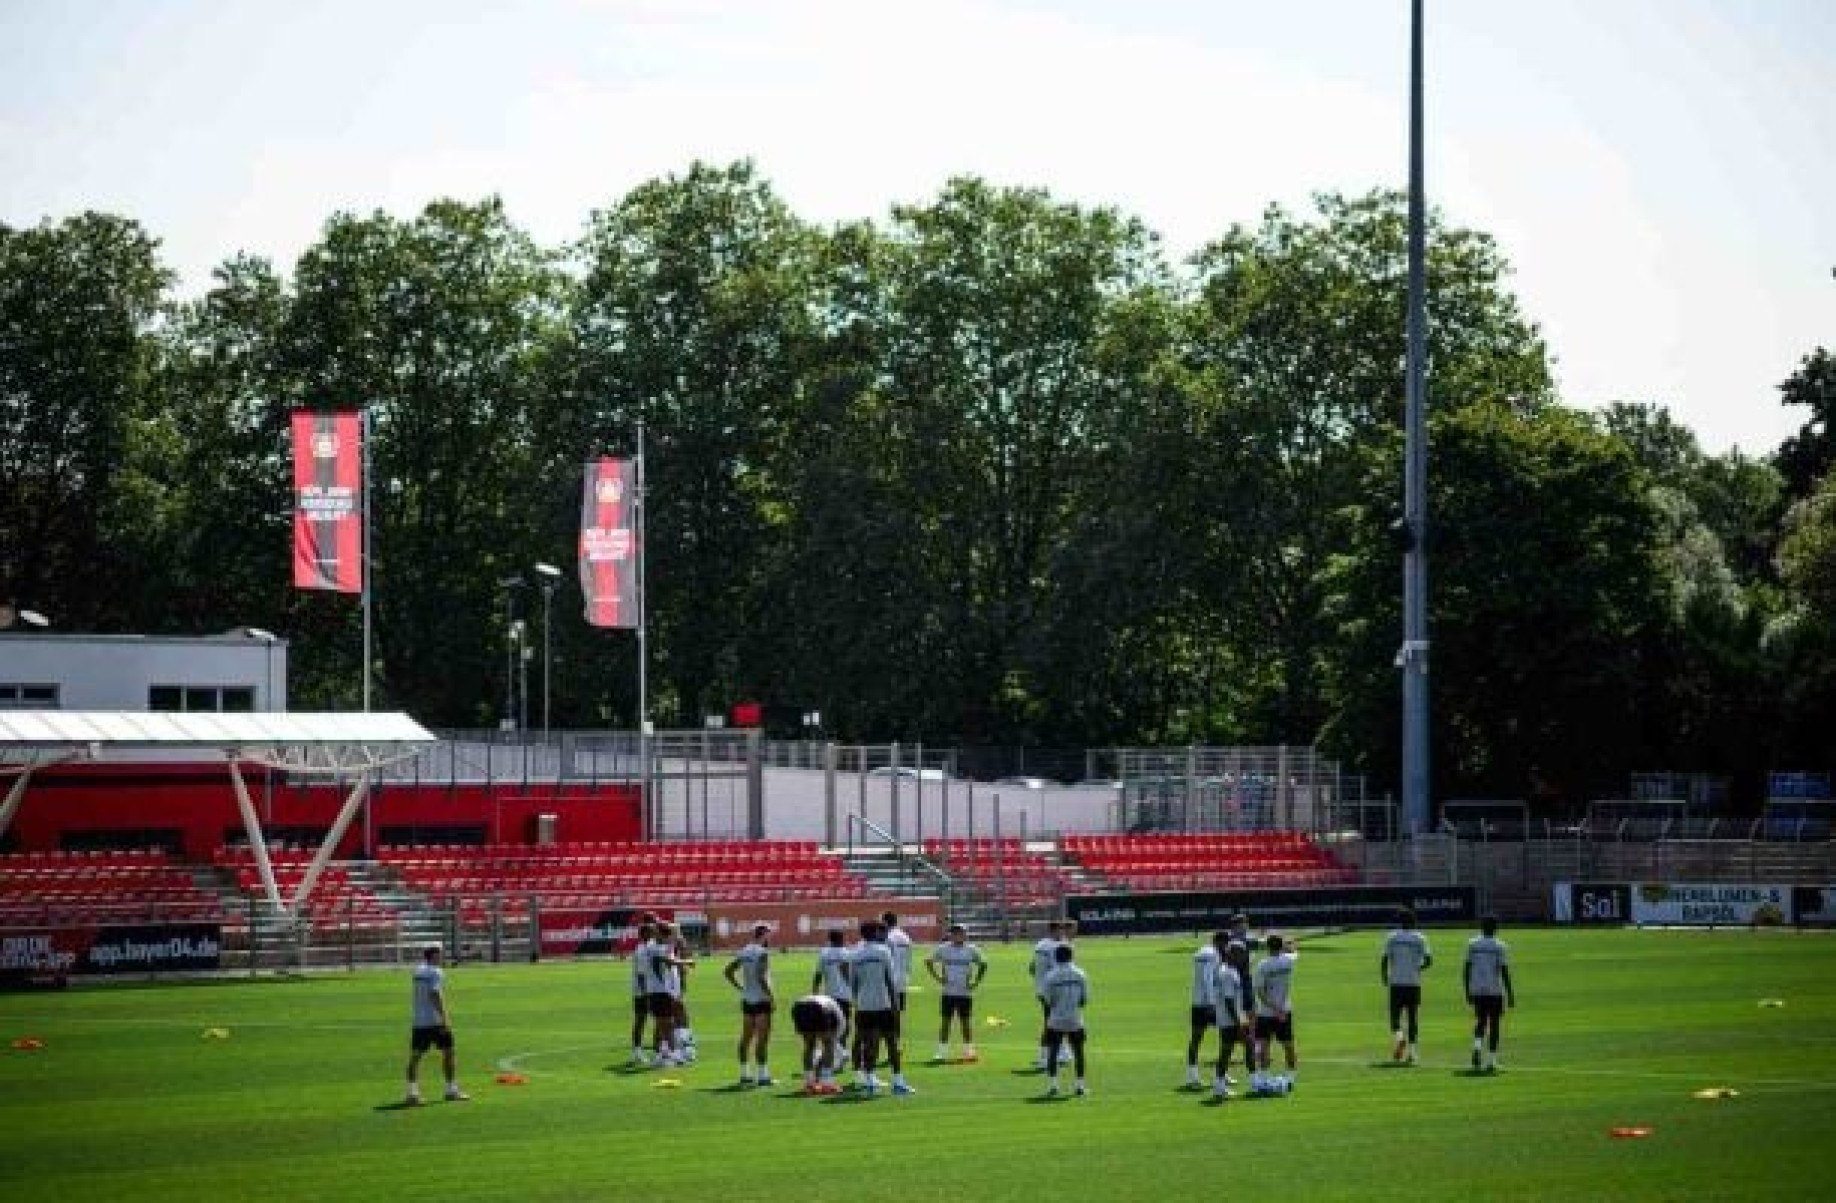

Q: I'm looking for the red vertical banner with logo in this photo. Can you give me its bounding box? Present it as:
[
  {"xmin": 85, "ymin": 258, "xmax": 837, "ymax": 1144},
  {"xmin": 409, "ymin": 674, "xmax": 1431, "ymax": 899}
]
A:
[
  {"xmin": 580, "ymin": 457, "xmax": 640, "ymax": 628},
  {"xmin": 291, "ymin": 411, "xmax": 364, "ymax": 593}
]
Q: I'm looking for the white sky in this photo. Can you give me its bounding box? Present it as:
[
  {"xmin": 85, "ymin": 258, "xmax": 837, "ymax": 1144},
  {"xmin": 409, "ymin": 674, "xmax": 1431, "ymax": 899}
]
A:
[{"xmin": 3, "ymin": 0, "xmax": 1831, "ymax": 454}]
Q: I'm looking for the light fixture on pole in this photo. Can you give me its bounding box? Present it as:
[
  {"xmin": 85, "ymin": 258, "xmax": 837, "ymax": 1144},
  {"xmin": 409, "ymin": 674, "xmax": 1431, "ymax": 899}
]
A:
[
  {"xmin": 497, "ymin": 576, "xmax": 526, "ymax": 731},
  {"xmin": 533, "ymin": 562, "xmax": 563, "ymax": 739},
  {"xmin": 243, "ymin": 627, "xmax": 279, "ymax": 712}
]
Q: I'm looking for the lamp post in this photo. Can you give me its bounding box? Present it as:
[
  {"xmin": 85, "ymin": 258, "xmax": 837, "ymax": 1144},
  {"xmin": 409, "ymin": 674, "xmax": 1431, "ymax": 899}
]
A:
[
  {"xmin": 533, "ymin": 562, "xmax": 562, "ymax": 739},
  {"xmin": 513, "ymin": 619, "xmax": 530, "ymax": 734},
  {"xmin": 497, "ymin": 576, "xmax": 526, "ymax": 731},
  {"xmin": 243, "ymin": 627, "xmax": 278, "ymax": 712}
]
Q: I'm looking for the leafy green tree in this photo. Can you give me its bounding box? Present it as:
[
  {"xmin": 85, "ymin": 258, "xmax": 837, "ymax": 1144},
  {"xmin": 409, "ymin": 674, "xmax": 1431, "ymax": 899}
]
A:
[
  {"xmin": 1183, "ymin": 192, "xmax": 1553, "ymax": 744},
  {"xmin": 1776, "ymin": 348, "xmax": 1835, "ymax": 498},
  {"xmin": 1768, "ymin": 470, "xmax": 1836, "ymax": 765},
  {"xmin": 0, "ymin": 213, "xmax": 171, "ymax": 627},
  {"xmin": 1320, "ymin": 403, "xmax": 1670, "ymax": 805},
  {"xmin": 279, "ymin": 198, "xmax": 567, "ymax": 719},
  {"xmin": 566, "ymin": 161, "xmax": 821, "ymax": 728},
  {"xmin": 873, "ymin": 178, "xmax": 1171, "ymax": 741},
  {"xmin": 135, "ymin": 255, "xmax": 296, "ymax": 635}
]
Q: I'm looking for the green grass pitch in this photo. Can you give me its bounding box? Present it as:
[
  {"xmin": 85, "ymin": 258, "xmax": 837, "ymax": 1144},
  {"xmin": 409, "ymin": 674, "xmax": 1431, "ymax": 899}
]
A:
[{"xmin": 2, "ymin": 928, "xmax": 1834, "ymax": 1202}]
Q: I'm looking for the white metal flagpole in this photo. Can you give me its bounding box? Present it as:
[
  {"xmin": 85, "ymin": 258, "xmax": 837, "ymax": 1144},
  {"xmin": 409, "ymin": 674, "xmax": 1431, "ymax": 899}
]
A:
[
  {"xmin": 636, "ymin": 420, "xmax": 651, "ymax": 839},
  {"xmin": 361, "ymin": 404, "xmax": 374, "ymax": 712}
]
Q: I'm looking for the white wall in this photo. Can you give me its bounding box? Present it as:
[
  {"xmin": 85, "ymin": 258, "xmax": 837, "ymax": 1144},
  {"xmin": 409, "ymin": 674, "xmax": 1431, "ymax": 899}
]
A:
[{"xmin": 0, "ymin": 633, "xmax": 288, "ymax": 711}]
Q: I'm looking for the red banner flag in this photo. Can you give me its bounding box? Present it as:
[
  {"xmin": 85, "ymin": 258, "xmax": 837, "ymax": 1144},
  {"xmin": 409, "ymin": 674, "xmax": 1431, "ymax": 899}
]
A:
[
  {"xmin": 291, "ymin": 411, "xmax": 363, "ymax": 593},
  {"xmin": 580, "ymin": 457, "xmax": 640, "ymax": 628}
]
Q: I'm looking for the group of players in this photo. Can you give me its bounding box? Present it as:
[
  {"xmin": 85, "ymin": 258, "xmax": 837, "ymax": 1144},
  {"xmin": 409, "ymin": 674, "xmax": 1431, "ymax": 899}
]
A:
[{"xmin": 404, "ymin": 907, "xmax": 1516, "ymax": 1104}]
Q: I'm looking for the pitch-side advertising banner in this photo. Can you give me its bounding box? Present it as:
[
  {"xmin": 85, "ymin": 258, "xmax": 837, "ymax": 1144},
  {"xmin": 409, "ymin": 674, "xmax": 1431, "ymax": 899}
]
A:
[
  {"xmin": 291, "ymin": 410, "xmax": 363, "ymax": 592},
  {"xmin": 1, "ymin": 923, "xmax": 223, "ymax": 990},
  {"xmin": 580, "ymin": 457, "xmax": 640, "ymax": 628},
  {"xmin": 702, "ymin": 898, "xmax": 943, "ymax": 951},
  {"xmin": 1629, "ymin": 882, "xmax": 1790, "ymax": 926},
  {"xmin": 1066, "ymin": 886, "xmax": 1475, "ymax": 936}
]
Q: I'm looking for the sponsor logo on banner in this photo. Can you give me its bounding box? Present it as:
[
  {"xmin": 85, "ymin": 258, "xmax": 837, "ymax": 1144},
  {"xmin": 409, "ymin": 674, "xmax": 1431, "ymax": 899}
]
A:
[
  {"xmin": 1065, "ymin": 886, "xmax": 1475, "ymax": 936},
  {"xmin": 537, "ymin": 906, "xmax": 673, "ymax": 956},
  {"xmin": 1, "ymin": 923, "xmax": 223, "ymax": 990},
  {"xmin": 579, "ymin": 457, "xmax": 640, "ymax": 628},
  {"xmin": 1630, "ymin": 883, "xmax": 1791, "ymax": 926},
  {"xmin": 1553, "ymin": 882, "xmax": 1632, "ymax": 924},
  {"xmin": 291, "ymin": 410, "xmax": 364, "ymax": 593},
  {"xmin": 702, "ymin": 898, "xmax": 942, "ymax": 951}
]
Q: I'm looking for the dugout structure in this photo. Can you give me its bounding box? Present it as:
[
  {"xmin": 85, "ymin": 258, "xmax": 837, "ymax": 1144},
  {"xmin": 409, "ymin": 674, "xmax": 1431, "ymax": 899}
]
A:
[{"xmin": 0, "ymin": 710, "xmax": 434, "ymax": 919}]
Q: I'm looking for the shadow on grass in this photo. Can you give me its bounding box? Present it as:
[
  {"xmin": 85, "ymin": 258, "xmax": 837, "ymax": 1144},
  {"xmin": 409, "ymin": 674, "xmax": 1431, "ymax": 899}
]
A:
[
  {"xmin": 608, "ymin": 1063, "xmax": 653, "ymax": 1076},
  {"xmin": 1368, "ymin": 1060, "xmax": 1418, "ymax": 1070},
  {"xmin": 1455, "ymin": 1068, "xmax": 1500, "ymax": 1079}
]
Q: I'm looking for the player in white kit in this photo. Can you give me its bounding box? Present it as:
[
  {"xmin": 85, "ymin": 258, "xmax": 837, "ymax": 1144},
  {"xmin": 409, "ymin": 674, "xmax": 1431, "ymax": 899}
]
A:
[
  {"xmin": 405, "ymin": 944, "xmax": 467, "ymax": 1104},
  {"xmin": 1380, "ymin": 908, "xmax": 1433, "ymax": 1064},
  {"xmin": 722, "ymin": 923, "xmax": 776, "ymax": 1086},
  {"xmin": 1040, "ymin": 943, "xmax": 1089, "ymax": 1097},
  {"xmin": 926, "ymin": 922, "xmax": 988, "ymax": 1062},
  {"xmin": 1463, "ymin": 915, "xmax": 1516, "ymax": 1072},
  {"xmin": 1031, "ymin": 919, "xmax": 1074, "ymax": 1069},
  {"xmin": 1185, "ymin": 931, "xmax": 1226, "ymax": 1087},
  {"xmin": 1251, "ymin": 933, "xmax": 1300, "ymax": 1093}
]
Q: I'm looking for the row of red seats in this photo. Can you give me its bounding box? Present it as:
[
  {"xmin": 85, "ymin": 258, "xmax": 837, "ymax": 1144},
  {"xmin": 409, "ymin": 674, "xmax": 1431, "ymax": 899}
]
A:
[
  {"xmin": 0, "ymin": 848, "xmax": 172, "ymax": 868},
  {"xmin": 1101, "ymin": 869, "xmax": 1358, "ymax": 891},
  {"xmin": 376, "ymin": 839, "xmax": 824, "ymax": 860},
  {"xmin": 1063, "ymin": 831, "xmax": 1319, "ymax": 852},
  {"xmin": 0, "ymin": 867, "xmax": 202, "ymax": 889}
]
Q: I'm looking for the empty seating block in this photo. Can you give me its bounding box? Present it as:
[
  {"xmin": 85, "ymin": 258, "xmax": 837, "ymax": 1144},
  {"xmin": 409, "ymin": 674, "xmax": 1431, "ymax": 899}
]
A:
[
  {"xmin": 0, "ymin": 849, "xmax": 226, "ymax": 925},
  {"xmin": 1060, "ymin": 832, "xmax": 1356, "ymax": 892},
  {"xmin": 374, "ymin": 839, "xmax": 871, "ymax": 914}
]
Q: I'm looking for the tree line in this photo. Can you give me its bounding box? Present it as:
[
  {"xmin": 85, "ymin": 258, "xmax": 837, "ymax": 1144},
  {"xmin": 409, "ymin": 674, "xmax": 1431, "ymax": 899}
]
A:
[{"xmin": 3, "ymin": 161, "xmax": 1832, "ymax": 809}]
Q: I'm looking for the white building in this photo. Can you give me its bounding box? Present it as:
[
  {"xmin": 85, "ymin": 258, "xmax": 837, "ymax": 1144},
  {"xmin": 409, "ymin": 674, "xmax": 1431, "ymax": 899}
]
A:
[{"xmin": 0, "ymin": 631, "xmax": 288, "ymax": 712}]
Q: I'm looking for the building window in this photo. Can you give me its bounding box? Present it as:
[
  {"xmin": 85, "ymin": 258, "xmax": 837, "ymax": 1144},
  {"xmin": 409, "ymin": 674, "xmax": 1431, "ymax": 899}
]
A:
[
  {"xmin": 149, "ymin": 685, "xmax": 257, "ymax": 713},
  {"xmin": 0, "ymin": 683, "xmax": 59, "ymax": 708}
]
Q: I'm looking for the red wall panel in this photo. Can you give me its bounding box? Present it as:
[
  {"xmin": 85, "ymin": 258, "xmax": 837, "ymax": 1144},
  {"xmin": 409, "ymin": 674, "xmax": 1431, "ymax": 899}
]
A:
[{"xmin": 8, "ymin": 763, "xmax": 642, "ymax": 858}]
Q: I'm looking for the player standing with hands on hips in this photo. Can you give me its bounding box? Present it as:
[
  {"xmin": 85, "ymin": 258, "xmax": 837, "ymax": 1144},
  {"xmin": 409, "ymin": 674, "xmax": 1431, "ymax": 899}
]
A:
[{"xmin": 723, "ymin": 923, "xmax": 775, "ymax": 1087}]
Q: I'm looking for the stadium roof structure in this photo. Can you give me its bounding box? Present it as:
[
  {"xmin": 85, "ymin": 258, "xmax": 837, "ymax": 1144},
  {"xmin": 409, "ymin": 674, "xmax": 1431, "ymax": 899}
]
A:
[{"xmin": 0, "ymin": 711, "xmax": 437, "ymax": 916}]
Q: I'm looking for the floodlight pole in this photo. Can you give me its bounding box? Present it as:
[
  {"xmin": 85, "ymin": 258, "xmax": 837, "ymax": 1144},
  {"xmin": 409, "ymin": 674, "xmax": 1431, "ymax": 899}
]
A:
[{"xmin": 1400, "ymin": 0, "xmax": 1432, "ymax": 837}]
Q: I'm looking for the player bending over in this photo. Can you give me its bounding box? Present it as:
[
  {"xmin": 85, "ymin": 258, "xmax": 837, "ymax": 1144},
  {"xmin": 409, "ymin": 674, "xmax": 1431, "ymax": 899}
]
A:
[{"xmin": 791, "ymin": 993, "xmax": 849, "ymax": 1094}]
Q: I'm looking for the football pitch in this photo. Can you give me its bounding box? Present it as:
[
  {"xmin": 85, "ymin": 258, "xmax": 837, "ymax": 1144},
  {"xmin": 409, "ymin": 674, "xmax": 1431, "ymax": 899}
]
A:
[{"xmin": 2, "ymin": 928, "xmax": 1834, "ymax": 1202}]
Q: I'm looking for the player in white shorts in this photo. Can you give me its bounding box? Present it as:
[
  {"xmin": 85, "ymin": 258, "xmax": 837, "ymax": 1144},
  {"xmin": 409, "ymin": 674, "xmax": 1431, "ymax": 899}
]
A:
[
  {"xmin": 722, "ymin": 923, "xmax": 776, "ymax": 1086},
  {"xmin": 629, "ymin": 919, "xmax": 656, "ymax": 1065}
]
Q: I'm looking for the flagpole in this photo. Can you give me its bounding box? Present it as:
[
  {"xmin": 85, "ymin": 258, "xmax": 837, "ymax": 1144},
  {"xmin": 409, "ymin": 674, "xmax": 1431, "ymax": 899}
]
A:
[
  {"xmin": 361, "ymin": 404, "xmax": 373, "ymax": 712},
  {"xmin": 636, "ymin": 420, "xmax": 650, "ymax": 840}
]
